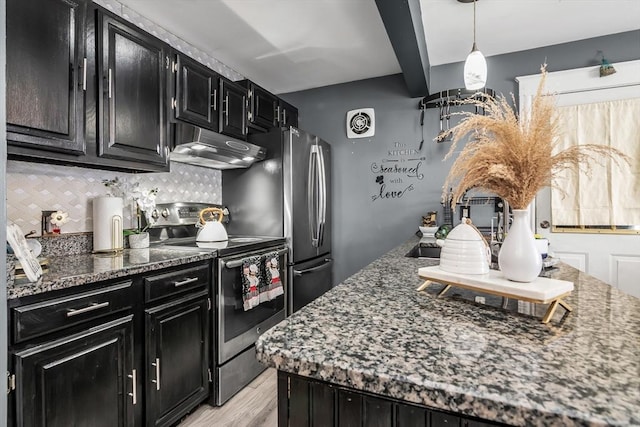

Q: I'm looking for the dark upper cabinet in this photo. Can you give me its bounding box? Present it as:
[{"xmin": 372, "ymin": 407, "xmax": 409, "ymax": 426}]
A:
[
  {"xmin": 145, "ymin": 291, "xmax": 210, "ymax": 427},
  {"xmin": 12, "ymin": 316, "xmax": 135, "ymax": 427},
  {"xmin": 243, "ymin": 81, "xmax": 278, "ymax": 131},
  {"xmin": 278, "ymin": 99, "xmax": 299, "ymax": 128},
  {"xmin": 219, "ymin": 78, "xmax": 248, "ymax": 140},
  {"xmin": 96, "ymin": 10, "xmax": 169, "ymax": 168},
  {"xmin": 172, "ymin": 53, "xmax": 220, "ymax": 131},
  {"xmin": 6, "ymin": 0, "xmax": 87, "ymax": 154}
]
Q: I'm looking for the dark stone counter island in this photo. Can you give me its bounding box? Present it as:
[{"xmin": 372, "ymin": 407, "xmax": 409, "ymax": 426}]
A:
[{"xmin": 255, "ymin": 237, "xmax": 640, "ymax": 427}]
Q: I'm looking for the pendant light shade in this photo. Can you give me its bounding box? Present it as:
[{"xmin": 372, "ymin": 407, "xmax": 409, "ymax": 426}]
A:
[
  {"xmin": 464, "ymin": 45, "xmax": 487, "ymax": 90},
  {"xmin": 462, "ymin": 0, "xmax": 487, "ymax": 90}
]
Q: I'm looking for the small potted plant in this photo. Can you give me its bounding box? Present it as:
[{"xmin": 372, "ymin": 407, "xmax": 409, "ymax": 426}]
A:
[
  {"xmin": 103, "ymin": 178, "xmax": 158, "ymax": 249},
  {"xmin": 128, "ymin": 187, "xmax": 158, "ymax": 248}
]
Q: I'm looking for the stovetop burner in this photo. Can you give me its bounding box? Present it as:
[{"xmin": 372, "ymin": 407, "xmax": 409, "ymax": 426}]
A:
[{"xmin": 146, "ymin": 202, "xmax": 286, "ymax": 256}]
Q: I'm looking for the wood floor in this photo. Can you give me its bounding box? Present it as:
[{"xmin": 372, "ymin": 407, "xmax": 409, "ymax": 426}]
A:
[{"xmin": 179, "ymin": 368, "xmax": 278, "ymax": 427}]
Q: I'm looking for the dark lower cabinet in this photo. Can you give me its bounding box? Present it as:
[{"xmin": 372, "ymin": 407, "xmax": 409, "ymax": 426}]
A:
[
  {"xmin": 13, "ymin": 316, "xmax": 135, "ymax": 427},
  {"xmin": 7, "ymin": 261, "xmax": 212, "ymax": 427},
  {"xmin": 97, "ymin": 10, "xmax": 169, "ymax": 168},
  {"xmin": 279, "ymin": 371, "xmax": 508, "ymax": 427},
  {"xmin": 6, "ymin": 0, "xmax": 87, "ymax": 154},
  {"xmin": 145, "ymin": 290, "xmax": 210, "ymax": 427}
]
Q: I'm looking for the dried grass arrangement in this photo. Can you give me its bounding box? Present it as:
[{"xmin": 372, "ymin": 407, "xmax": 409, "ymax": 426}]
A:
[{"xmin": 441, "ymin": 66, "xmax": 628, "ymax": 210}]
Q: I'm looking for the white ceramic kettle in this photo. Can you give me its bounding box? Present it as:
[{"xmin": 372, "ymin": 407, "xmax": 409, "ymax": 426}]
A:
[{"xmin": 196, "ymin": 207, "xmax": 228, "ymax": 242}]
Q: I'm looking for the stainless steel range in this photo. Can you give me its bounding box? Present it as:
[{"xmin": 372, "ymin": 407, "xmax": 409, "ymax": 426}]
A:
[{"xmin": 148, "ymin": 202, "xmax": 287, "ymax": 406}]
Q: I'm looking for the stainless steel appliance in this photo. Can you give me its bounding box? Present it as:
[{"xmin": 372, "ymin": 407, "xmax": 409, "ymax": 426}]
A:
[
  {"xmin": 170, "ymin": 123, "xmax": 267, "ymax": 169},
  {"xmin": 148, "ymin": 202, "xmax": 287, "ymax": 406},
  {"xmin": 223, "ymin": 126, "xmax": 332, "ymax": 314}
]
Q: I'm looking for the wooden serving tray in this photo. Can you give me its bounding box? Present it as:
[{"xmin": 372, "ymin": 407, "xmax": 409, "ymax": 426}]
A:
[{"xmin": 417, "ymin": 266, "xmax": 574, "ymax": 323}]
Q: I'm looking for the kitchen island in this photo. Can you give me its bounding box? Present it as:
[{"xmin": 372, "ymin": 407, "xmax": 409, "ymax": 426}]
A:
[{"xmin": 256, "ymin": 237, "xmax": 640, "ymax": 426}]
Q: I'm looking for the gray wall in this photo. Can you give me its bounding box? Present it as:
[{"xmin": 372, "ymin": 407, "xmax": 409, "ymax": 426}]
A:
[
  {"xmin": 1, "ymin": 0, "xmax": 8, "ymax": 417},
  {"xmin": 282, "ymin": 30, "xmax": 640, "ymax": 286}
]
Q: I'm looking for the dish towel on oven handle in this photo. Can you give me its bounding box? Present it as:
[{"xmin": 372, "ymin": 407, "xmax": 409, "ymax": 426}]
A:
[
  {"xmin": 264, "ymin": 251, "xmax": 284, "ymax": 300},
  {"xmin": 241, "ymin": 256, "xmax": 265, "ymax": 311}
]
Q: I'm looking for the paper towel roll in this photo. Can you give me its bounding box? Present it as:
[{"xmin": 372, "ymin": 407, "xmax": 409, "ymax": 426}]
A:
[{"xmin": 93, "ymin": 197, "xmax": 124, "ymax": 253}]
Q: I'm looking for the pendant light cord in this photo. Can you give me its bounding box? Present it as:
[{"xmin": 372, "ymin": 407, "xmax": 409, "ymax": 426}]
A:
[{"xmin": 472, "ymin": 0, "xmax": 478, "ymax": 51}]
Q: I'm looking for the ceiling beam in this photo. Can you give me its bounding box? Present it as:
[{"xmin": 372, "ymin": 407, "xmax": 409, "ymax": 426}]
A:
[{"xmin": 375, "ymin": 0, "xmax": 430, "ymax": 97}]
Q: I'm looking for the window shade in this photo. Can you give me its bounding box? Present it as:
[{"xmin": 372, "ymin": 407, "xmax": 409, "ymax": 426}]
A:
[{"xmin": 552, "ymin": 98, "xmax": 640, "ymax": 226}]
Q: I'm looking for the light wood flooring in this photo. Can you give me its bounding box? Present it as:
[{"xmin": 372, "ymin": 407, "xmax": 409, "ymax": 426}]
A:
[{"xmin": 179, "ymin": 368, "xmax": 278, "ymax": 427}]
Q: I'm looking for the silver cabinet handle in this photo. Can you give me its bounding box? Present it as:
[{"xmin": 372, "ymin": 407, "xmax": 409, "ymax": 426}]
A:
[
  {"xmin": 151, "ymin": 358, "xmax": 161, "ymax": 390},
  {"xmin": 128, "ymin": 369, "xmax": 137, "ymax": 405},
  {"xmin": 243, "ymin": 95, "xmax": 247, "ymax": 134},
  {"xmin": 82, "ymin": 57, "xmax": 87, "ymax": 91},
  {"xmin": 108, "ymin": 68, "xmax": 112, "ymax": 99},
  {"xmin": 66, "ymin": 301, "xmax": 110, "ymax": 317},
  {"xmin": 276, "ymin": 105, "xmax": 281, "ymax": 124},
  {"xmin": 224, "ymin": 95, "xmax": 229, "ymax": 125},
  {"xmin": 173, "ymin": 277, "xmax": 198, "ymax": 287},
  {"xmin": 212, "ymin": 88, "xmax": 217, "ymax": 111}
]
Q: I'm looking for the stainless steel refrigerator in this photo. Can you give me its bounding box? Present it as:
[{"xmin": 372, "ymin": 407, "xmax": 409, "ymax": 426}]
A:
[{"xmin": 222, "ymin": 127, "xmax": 332, "ymax": 314}]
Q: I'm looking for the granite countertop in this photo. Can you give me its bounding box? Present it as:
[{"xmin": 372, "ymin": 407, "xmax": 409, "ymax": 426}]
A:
[
  {"xmin": 8, "ymin": 248, "xmax": 215, "ymax": 300},
  {"xmin": 256, "ymin": 237, "xmax": 640, "ymax": 426}
]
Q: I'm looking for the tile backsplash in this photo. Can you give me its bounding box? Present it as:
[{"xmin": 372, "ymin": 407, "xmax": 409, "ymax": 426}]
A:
[{"xmin": 7, "ymin": 161, "xmax": 221, "ymax": 235}]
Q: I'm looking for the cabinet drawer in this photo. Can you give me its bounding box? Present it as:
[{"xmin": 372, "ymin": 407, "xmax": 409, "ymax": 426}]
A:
[
  {"xmin": 13, "ymin": 281, "xmax": 134, "ymax": 344},
  {"xmin": 144, "ymin": 263, "xmax": 210, "ymax": 304}
]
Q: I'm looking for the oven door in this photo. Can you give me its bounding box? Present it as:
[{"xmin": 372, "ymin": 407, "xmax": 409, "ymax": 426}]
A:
[{"xmin": 217, "ymin": 246, "xmax": 287, "ymax": 364}]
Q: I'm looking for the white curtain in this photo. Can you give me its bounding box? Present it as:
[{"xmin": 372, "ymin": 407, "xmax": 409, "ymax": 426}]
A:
[{"xmin": 552, "ymin": 98, "xmax": 640, "ymax": 226}]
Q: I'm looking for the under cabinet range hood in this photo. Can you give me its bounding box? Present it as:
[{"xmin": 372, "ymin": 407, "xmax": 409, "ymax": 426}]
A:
[{"xmin": 170, "ymin": 123, "xmax": 267, "ymax": 169}]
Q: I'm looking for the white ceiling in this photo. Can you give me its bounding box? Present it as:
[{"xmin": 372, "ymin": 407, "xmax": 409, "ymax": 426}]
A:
[{"xmin": 117, "ymin": 0, "xmax": 640, "ymax": 94}]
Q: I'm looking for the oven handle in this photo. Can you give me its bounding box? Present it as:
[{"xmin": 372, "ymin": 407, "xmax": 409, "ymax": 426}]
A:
[{"xmin": 222, "ymin": 247, "xmax": 289, "ymax": 269}]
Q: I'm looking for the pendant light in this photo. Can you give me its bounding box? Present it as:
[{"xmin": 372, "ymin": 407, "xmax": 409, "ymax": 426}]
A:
[{"xmin": 461, "ymin": 0, "xmax": 487, "ymax": 90}]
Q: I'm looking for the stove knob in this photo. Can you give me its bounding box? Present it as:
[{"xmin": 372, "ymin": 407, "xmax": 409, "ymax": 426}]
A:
[
  {"xmin": 151, "ymin": 209, "xmax": 159, "ymax": 220},
  {"xmin": 161, "ymin": 208, "xmax": 170, "ymax": 219}
]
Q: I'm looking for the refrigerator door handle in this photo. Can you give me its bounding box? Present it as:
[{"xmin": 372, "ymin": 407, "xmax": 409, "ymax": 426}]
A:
[
  {"xmin": 317, "ymin": 143, "xmax": 327, "ymax": 246},
  {"xmin": 293, "ymin": 258, "xmax": 333, "ymax": 276},
  {"xmin": 308, "ymin": 145, "xmax": 322, "ymax": 247}
]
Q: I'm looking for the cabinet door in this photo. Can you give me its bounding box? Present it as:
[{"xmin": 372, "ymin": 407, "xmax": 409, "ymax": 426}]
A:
[
  {"xmin": 278, "ymin": 99, "xmax": 299, "ymax": 128},
  {"xmin": 145, "ymin": 291, "xmax": 209, "ymax": 427},
  {"xmin": 6, "ymin": 0, "xmax": 87, "ymax": 154},
  {"xmin": 219, "ymin": 78, "xmax": 247, "ymax": 140},
  {"xmin": 13, "ymin": 316, "xmax": 135, "ymax": 427},
  {"xmin": 248, "ymin": 83, "xmax": 278, "ymax": 130},
  {"xmin": 174, "ymin": 54, "xmax": 219, "ymax": 130},
  {"xmin": 98, "ymin": 12, "xmax": 168, "ymax": 167}
]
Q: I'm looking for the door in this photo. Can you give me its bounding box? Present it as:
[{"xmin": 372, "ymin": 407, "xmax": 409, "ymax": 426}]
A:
[
  {"xmin": 289, "ymin": 129, "xmax": 332, "ymax": 264},
  {"xmin": 219, "ymin": 78, "xmax": 247, "ymax": 140},
  {"xmin": 248, "ymin": 83, "xmax": 278, "ymax": 130},
  {"xmin": 290, "ymin": 256, "xmax": 333, "ymax": 313},
  {"xmin": 98, "ymin": 11, "xmax": 168, "ymax": 167},
  {"xmin": 174, "ymin": 54, "xmax": 219, "ymax": 131},
  {"xmin": 278, "ymin": 99, "xmax": 298, "ymax": 128},
  {"xmin": 518, "ymin": 62, "xmax": 640, "ymax": 297},
  {"xmin": 145, "ymin": 290, "xmax": 209, "ymax": 427},
  {"xmin": 13, "ymin": 316, "xmax": 135, "ymax": 427},
  {"xmin": 6, "ymin": 0, "xmax": 87, "ymax": 154}
]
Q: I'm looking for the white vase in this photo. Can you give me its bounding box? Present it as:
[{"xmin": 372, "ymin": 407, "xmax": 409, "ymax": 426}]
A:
[
  {"xmin": 498, "ymin": 209, "xmax": 542, "ymax": 282},
  {"xmin": 128, "ymin": 232, "xmax": 150, "ymax": 249}
]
